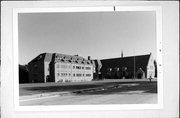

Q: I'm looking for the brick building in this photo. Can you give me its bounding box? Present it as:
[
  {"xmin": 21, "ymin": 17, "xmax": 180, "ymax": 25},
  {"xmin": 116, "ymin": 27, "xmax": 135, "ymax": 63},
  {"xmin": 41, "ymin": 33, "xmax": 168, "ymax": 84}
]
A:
[
  {"xmin": 28, "ymin": 53, "xmax": 94, "ymax": 83},
  {"xmin": 100, "ymin": 53, "xmax": 155, "ymax": 79},
  {"xmin": 28, "ymin": 53, "xmax": 53, "ymax": 83}
]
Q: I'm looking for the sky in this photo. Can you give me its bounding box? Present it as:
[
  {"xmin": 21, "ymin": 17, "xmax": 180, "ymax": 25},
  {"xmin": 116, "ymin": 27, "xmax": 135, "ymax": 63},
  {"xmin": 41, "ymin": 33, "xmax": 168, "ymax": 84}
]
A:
[{"xmin": 18, "ymin": 11, "xmax": 156, "ymax": 65}]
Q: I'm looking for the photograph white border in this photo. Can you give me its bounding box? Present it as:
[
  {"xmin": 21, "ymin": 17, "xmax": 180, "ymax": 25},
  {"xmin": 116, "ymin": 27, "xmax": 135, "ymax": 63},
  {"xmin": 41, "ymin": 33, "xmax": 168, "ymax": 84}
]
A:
[{"xmin": 13, "ymin": 6, "xmax": 163, "ymax": 111}]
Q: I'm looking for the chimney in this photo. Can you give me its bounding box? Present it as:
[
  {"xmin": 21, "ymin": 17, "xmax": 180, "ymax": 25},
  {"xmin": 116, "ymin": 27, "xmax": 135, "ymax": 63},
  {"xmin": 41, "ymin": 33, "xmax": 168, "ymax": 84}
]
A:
[
  {"xmin": 121, "ymin": 50, "xmax": 123, "ymax": 58},
  {"xmin": 88, "ymin": 56, "xmax": 91, "ymax": 60}
]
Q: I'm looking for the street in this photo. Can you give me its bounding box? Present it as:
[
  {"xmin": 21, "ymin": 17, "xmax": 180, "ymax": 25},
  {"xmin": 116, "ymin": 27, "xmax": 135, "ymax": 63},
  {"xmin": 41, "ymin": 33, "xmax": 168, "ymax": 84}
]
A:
[
  {"xmin": 20, "ymin": 80, "xmax": 157, "ymax": 105},
  {"xmin": 20, "ymin": 91, "xmax": 157, "ymax": 106}
]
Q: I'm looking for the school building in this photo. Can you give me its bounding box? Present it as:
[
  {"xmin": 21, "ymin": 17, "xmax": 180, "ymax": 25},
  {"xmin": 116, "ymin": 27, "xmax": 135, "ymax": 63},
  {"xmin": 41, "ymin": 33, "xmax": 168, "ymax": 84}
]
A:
[{"xmin": 28, "ymin": 53, "xmax": 95, "ymax": 83}]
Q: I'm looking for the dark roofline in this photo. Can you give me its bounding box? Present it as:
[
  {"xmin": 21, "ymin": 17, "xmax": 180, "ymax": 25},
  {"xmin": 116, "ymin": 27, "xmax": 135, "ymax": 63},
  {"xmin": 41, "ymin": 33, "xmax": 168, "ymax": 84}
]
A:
[
  {"xmin": 53, "ymin": 53, "xmax": 85, "ymax": 59},
  {"xmin": 28, "ymin": 52, "xmax": 52, "ymax": 64},
  {"xmin": 52, "ymin": 53, "xmax": 93, "ymax": 65},
  {"xmin": 100, "ymin": 54, "xmax": 151, "ymax": 61}
]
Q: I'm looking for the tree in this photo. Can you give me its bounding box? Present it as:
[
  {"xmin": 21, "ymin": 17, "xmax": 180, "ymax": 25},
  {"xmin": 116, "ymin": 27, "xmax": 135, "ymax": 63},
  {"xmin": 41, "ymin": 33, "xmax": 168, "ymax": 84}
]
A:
[
  {"xmin": 19, "ymin": 64, "xmax": 29, "ymax": 83},
  {"xmin": 154, "ymin": 60, "xmax": 157, "ymax": 77}
]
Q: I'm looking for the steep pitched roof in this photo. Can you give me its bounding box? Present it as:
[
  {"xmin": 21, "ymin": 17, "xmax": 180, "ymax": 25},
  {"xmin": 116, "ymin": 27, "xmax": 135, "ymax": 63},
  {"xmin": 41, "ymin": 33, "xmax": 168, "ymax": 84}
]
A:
[
  {"xmin": 100, "ymin": 54, "xmax": 151, "ymax": 73},
  {"xmin": 28, "ymin": 53, "xmax": 52, "ymax": 64}
]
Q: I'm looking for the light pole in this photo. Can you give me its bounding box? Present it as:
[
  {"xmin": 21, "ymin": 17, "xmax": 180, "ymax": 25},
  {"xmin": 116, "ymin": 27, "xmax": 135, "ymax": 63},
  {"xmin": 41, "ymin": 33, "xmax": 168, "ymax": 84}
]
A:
[{"xmin": 133, "ymin": 51, "xmax": 136, "ymax": 79}]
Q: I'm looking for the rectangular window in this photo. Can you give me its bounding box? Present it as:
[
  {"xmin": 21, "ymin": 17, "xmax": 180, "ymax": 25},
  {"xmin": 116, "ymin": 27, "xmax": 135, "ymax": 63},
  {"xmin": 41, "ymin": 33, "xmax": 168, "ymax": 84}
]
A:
[
  {"xmin": 76, "ymin": 66, "xmax": 81, "ymax": 69},
  {"xmin": 61, "ymin": 65, "xmax": 67, "ymax": 69},
  {"xmin": 76, "ymin": 74, "xmax": 81, "ymax": 77},
  {"xmin": 86, "ymin": 74, "xmax": 91, "ymax": 77},
  {"xmin": 86, "ymin": 67, "xmax": 91, "ymax": 70},
  {"xmin": 57, "ymin": 64, "xmax": 60, "ymax": 68},
  {"xmin": 61, "ymin": 73, "xmax": 67, "ymax": 76}
]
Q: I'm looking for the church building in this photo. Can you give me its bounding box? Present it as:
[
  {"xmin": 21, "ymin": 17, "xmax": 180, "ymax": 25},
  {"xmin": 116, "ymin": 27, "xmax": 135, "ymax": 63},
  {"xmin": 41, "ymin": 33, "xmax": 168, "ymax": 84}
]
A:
[{"xmin": 100, "ymin": 53, "xmax": 155, "ymax": 79}]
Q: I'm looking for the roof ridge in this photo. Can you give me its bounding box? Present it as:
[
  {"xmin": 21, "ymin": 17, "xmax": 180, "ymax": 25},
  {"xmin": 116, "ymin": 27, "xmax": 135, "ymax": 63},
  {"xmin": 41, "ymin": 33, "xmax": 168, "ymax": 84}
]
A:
[{"xmin": 100, "ymin": 54, "xmax": 151, "ymax": 60}]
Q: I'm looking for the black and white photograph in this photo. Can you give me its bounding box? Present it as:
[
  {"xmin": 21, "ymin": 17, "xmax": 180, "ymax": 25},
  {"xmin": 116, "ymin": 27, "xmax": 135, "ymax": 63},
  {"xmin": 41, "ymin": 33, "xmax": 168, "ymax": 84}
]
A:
[
  {"xmin": 1, "ymin": 1, "xmax": 179, "ymax": 118},
  {"xmin": 16, "ymin": 7, "xmax": 162, "ymax": 108}
]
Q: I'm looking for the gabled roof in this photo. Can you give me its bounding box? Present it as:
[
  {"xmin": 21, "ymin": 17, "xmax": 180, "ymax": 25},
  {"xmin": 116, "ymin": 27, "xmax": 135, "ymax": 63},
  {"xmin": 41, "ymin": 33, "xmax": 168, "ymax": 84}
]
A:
[
  {"xmin": 28, "ymin": 53, "xmax": 52, "ymax": 64},
  {"xmin": 100, "ymin": 54, "xmax": 151, "ymax": 73}
]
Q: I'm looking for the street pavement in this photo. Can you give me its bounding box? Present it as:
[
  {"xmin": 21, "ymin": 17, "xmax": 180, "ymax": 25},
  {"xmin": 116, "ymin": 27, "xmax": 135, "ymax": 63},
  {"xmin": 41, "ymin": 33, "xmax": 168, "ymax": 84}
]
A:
[
  {"xmin": 20, "ymin": 79, "xmax": 157, "ymax": 105},
  {"xmin": 20, "ymin": 92, "xmax": 157, "ymax": 105}
]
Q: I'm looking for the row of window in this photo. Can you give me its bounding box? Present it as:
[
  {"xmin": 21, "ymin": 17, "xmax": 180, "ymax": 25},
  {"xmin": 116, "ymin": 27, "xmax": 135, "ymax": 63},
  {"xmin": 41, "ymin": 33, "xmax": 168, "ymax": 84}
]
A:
[
  {"xmin": 57, "ymin": 65, "xmax": 71, "ymax": 69},
  {"xmin": 56, "ymin": 64, "xmax": 91, "ymax": 70},
  {"xmin": 85, "ymin": 67, "xmax": 91, "ymax": 70},
  {"xmin": 57, "ymin": 72, "xmax": 91, "ymax": 77}
]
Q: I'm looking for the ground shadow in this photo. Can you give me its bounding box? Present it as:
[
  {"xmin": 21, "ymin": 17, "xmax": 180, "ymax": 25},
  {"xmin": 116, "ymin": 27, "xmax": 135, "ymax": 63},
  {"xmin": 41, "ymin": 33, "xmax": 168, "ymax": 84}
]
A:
[{"xmin": 74, "ymin": 82, "xmax": 157, "ymax": 95}]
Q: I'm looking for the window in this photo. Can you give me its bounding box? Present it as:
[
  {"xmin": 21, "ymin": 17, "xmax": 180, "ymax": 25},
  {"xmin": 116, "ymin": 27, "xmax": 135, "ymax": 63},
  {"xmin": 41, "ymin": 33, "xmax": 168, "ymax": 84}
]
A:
[
  {"xmin": 61, "ymin": 65, "xmax": 67, "ymax": 69},
  {"xmin": 86, "ymin": 67, "xmax": 91, "ymax": 70},
  {"xmin": 86, "ymin": 74, "xmax": 91, "ymax": 77},
  {"xmin": 76, "ymin": 66, "xmax": 81, "ymax": 69},
  {"xmin": 57, "ymin": 64, "xmax": 60, "ymax": 68},
  {"xmin": 76, "ymin": 74, "xmax": 81, "ymax": 77},
  {"xmin": 61, "ymin": 73, "xmax": 67, "ymax": 76},
  {"xmin": 82, "ymin": 67, "xmax": 84, "ymax": 69}
]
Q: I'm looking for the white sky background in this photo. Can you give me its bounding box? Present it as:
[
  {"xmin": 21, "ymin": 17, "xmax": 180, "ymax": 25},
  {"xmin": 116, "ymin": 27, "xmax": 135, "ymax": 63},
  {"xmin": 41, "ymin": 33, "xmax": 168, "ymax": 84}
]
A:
[{"xmin": 18, "ymin": 11, "xmax": 156, "ymax": 65}]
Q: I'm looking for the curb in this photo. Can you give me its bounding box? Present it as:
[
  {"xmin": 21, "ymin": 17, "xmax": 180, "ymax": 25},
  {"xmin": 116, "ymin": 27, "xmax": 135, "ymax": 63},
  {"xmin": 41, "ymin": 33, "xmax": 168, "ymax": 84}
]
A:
[{"xmin": 20, "ymin": 91, "xmax": 71, "ymax": 100}]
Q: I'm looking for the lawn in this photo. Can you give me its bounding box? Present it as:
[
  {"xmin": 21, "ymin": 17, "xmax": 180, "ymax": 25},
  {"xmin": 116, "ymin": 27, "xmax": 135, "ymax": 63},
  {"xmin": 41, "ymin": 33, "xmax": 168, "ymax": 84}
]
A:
[{"xmin": 19, "ymin": 79, "xmax": 157, "ymax": 96}]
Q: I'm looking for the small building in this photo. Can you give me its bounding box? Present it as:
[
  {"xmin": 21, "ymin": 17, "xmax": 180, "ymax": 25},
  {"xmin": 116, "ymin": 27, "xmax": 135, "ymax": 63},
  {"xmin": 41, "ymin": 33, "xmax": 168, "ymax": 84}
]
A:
[{"xmin": 100, "ymin": 53, "xmax": 155, "ymax": 79}]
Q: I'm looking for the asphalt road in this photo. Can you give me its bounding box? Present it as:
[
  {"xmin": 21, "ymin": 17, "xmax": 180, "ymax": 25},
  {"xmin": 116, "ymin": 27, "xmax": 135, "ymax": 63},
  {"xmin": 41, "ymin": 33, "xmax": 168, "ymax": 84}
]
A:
[
  {"xmin": 20, "ymin": 92, "xmax": 157, "ymax": 106},
  {"xmin": 20, "ymin": 81, "xmax": 157, "ymax": 105}
]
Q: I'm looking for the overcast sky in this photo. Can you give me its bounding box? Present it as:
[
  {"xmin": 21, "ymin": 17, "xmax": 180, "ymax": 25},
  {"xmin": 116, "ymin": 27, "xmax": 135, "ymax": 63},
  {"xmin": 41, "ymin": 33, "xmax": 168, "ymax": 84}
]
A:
[{"xmin": 18, "ymin": 11, "xmax": 156, "ymax": 65}]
